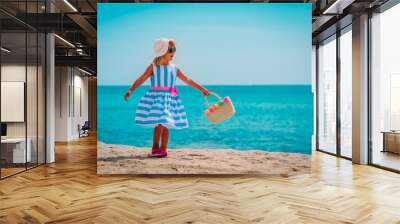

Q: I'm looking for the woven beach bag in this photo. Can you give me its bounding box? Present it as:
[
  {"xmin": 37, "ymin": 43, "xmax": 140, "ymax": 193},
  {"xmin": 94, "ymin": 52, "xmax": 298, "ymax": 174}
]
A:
[{"xmin": 204, "ymin": 92, "xmax": 235, "ymax": 124}]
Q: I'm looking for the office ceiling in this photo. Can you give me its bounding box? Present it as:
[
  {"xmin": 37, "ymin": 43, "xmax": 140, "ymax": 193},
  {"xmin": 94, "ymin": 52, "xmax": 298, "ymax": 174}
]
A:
[
  {"xmin": 311, "ymin": 0, "xmax": 390, "ymax": 44},
  {"xmin": 0, "ymin": 0, "xmax": 393, "ymax": 75},
  {"xmin": 0, "ymin": 0, "xmax": 97, "ymax": 74}
]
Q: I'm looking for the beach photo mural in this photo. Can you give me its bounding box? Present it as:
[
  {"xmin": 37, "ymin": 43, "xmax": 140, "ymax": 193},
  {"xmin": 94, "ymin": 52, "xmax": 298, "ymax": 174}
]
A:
[{"xmin": 97, "ymin": 3, "xmax": 313, "ymax": 175}]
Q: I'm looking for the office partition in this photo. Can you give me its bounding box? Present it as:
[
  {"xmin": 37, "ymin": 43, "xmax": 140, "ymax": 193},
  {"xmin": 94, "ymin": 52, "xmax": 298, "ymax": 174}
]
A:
[{"xmin": 0, "ymin": 1, "xmax": 47, "ymax": 179}]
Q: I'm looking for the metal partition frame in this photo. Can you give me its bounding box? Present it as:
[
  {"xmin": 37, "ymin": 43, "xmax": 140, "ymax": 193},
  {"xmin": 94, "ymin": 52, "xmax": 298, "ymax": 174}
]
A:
[
  {"xmin": 315, "ymin": 23, "xmax": 353, "ymax": 161},
  {"xmin": 0, "ymin": 1, "xmax": 48, "ymax": 180}
]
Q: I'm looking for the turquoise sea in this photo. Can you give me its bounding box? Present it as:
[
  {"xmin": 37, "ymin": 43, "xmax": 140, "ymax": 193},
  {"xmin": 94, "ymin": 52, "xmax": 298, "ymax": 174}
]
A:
[{"xmin": 98, "ymin": 85, "xmax": 313, "ymax": 154}]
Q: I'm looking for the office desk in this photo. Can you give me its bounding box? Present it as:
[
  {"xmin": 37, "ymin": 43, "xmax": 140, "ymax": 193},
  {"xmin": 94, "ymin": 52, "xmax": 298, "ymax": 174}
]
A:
[
  {"xmin": 382, "ymin": 131, "xmax": 400, "ymax": 154},
  {"xmin": 1, "ymin": 138, "xmax": 31, "ymax": 163}
]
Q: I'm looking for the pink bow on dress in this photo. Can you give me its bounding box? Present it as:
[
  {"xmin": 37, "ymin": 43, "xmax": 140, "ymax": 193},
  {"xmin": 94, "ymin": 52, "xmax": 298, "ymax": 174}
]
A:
[{"xmin": 151, "ymin": 86, "xmax": 178, "ymax": 96}]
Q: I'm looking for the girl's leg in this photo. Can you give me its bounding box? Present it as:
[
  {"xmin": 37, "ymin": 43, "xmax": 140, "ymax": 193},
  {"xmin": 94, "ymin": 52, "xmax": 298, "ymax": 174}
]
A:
[
  {"xmin": 160, "ymin": 126, "xmax": 169, "ymax": 150},
  {"xmin": 152, "ymin": 124, "xmax": 163, "ymax": 149}
]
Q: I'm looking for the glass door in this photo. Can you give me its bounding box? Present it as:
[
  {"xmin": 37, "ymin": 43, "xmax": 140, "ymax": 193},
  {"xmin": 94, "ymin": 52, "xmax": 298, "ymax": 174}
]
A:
[
  {"xmin": 1, "ymin": 30, "xmax": 28, "ymax": 178},
  {"xmin": 0, "ymin": 0, "xmax": 47, "ymax": 179}
]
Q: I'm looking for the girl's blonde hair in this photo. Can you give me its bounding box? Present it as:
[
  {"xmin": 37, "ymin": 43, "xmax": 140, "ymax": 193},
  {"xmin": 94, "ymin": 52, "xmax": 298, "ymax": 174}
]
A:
[{"xmin": 153, "ymin": 40, "xmax": 176, "ymax": 66}]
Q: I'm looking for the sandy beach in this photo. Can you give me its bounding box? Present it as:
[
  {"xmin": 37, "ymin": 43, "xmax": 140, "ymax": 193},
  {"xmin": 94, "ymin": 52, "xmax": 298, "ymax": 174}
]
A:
[{"xmin": 97, "ymin": 143, "xmax": 310, "ymax": 175}]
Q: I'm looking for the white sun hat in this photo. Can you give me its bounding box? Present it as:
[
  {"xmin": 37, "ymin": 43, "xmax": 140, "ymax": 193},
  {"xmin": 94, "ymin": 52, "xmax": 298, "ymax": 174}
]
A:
[{"xmin": 153, "ymin": 38, "xmax": 173, "ymax": 57}]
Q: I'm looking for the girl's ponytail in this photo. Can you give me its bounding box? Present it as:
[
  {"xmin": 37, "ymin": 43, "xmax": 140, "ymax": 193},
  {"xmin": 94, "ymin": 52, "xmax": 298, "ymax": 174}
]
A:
[{"xmin": 153, "ymin": 56, "xmax": 163, "ymax": 66}]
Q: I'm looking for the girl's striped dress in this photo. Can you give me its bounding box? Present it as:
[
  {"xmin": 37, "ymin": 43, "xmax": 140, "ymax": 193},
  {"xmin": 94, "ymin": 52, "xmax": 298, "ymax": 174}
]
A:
[{"xmin": 135, "ymin": 63, "xmax": 189, "ymax": 129}]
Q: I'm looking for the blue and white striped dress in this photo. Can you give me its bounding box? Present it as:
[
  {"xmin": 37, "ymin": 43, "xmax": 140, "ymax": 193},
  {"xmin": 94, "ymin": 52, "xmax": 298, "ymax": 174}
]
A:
[{"xmin": 135, "ymin": 63, "xmax": 189, "ymax": 129}]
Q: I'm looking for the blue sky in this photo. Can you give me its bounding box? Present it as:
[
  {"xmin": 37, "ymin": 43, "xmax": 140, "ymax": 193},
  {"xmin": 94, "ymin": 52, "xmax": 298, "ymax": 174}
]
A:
[{"xmin": 98, "ymin": 3, "xmax": 311, "ymax": 85}]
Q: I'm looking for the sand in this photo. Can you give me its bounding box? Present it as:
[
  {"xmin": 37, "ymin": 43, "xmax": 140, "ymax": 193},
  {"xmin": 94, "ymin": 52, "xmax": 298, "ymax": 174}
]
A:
[{"xmin": 97, "ymin": 143, "xmax": 311, "ymax": 176}]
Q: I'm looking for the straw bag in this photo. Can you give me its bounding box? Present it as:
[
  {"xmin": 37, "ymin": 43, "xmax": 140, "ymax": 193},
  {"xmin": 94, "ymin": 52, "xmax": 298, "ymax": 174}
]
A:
[{"xmin": 204, "ymin": 92, "xmax": 235, "ymax": 124}]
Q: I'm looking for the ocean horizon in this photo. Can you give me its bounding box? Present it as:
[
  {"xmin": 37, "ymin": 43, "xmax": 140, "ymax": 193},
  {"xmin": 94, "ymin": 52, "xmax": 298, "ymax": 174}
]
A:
[{"xmin": 98, "ymin": 85, "xmax": 314, "ymax": 155}]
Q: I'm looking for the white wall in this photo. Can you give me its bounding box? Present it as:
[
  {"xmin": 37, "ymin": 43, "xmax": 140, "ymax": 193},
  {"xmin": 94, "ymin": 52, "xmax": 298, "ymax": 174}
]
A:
[
  {"xmin": 1, "ymin": 65, "xmax": 40, "ymax": 138},
  {"xmin": 1, "ymin": 65, "xmax": 26, "ymax": 139},
  {"xmin": 1, "ymin": 63, "xmax": 46, "ymax": 164},
  {"xmin": 55, "ymin": 67, "xmax": 89, "ymax": 141},
  {"xmin": 1, "ymin": 65, "xmax": 26, "ymax": 129},
  {"xmin": 70, "ymin": 72, "xmax": 89, "ymax": 139},
  {"xmin": 55, "ymin": 66, "xmax": 69, "ymax": 141}
]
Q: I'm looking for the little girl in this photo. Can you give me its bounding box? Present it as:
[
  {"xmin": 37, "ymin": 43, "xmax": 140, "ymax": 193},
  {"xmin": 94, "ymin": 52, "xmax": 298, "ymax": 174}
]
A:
[{"xmin": 124, "ymin": 38, "xmax": 210, "ymax": 158}]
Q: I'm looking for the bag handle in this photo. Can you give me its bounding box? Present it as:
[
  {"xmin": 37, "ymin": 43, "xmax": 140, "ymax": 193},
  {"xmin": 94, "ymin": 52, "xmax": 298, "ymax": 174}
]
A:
[{"xmin": 204, "ymin": 92, "xmax": 223, "ymax": 108}]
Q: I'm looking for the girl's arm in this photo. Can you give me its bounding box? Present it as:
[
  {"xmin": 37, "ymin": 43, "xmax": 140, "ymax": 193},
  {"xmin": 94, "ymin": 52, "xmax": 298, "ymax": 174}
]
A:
[
  {"xmin": 124, "ymin": 65, "xmax": 153, "ymax": 101},
  {"xmin": 177, "ymin": 69, "xmax": 210, "ymax": 96}
]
